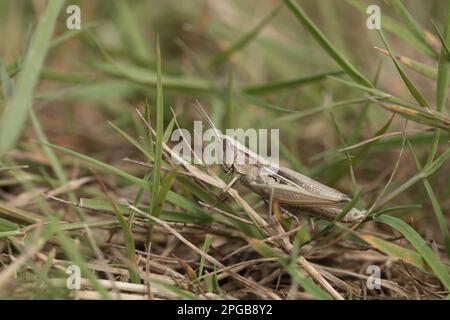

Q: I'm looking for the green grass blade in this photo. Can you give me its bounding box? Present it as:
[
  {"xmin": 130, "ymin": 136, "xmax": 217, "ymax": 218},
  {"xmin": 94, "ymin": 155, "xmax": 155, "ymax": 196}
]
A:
[
  {"xmin": 30, "ymin": 111, "xmax": 67, "ymax": 184},
  {"xmin": 41, "ymin": 142, "xmax": 147, "ymax": 188},
  {"xmin": 374, "ymin": 47, "xmax": 437, "ymax": 80},
  {"xmin": 0, "ymin": 217, "xmax": 18, "ymax": 232},
  {"xmin": 198, "ymin": 234, "xmax": 213, "ymax": 280},
  {"xmin": 97, "ymin": 178, "xmax": 140, "ymax": 284},
  {"xmin": 377, "ymin": 147, "xmax": 450, "ymax": 207},
  {"xmin": 30, "ymin": 110, "xmax": 86, "ymax": 219},
  {"xmin": 360, "ymin": 234, "xmax": 431, "ymax": 273},
  {"xmin": 427, "ymin": 2, "xmax": 450, "ymax": 167},
  {"xmin": 346, "ymin": 0, "xmax": 437, "ymax": 58},
  {"xmin": 210, "ymin": 6, "xmax": 281, "ymax": 66},
  {"xmin": 352, "ymin": 60, "xmax": 383, "ymax": 142},
  {"xmin": 53, "ymin": 222, "xmax": 112, "ymax": 299},
  {"xmin": 236, "ymin": 93, "xmax": 297, "ymax": 113},
  {"xmin": 329, "ymin": 115, "xmax": 394, "ymax": 185},
  {"xmin": 408, "ymin": 140, "xmax": 450, "ymax": 258},
  {"xmin": 114, "ymin": 0, "xmax": 151, "ymax": 65},
  {"xmin": 374, "ymin": 214, "xmax": 450, "ymax": 290},
  {"xmin": 434, "ymin": 9, "xmax": 450, "ymax": 115},
  {"xmin": 152, "ymin": 167, "xmax": 178, "ymax": 220},
  {"xmin": 432, "ymin": 20, "xmax": 450, "ymax": 59},
  {"xmin": 247, "ymin": 238, "xmax": 332, "ymax": 300},
  {"xmin": 109, "ymin": 121, "xmax": 154, "ymax": 161},
  {"xmin": 377, "ymin": 30, "xmax": 430, "ymax": 108},
  {"xmin": 389, "ymin": 0, "xmax": 437, "ymax": 56},
  {"xmin": 373, "ymin": 101, "xmax": 450, "ymax": 132},
  {"xmin": 327, "ymin": 76, "xmax": 390, "ymax": 98},
  {"xmin": 284, "ymin": 0, "xmax": 372, "ymax": 87},
  {"xmin": 243, "ymin": 70, "xmax": 343, "ymax": 95},
  {"xmin": 147, "ymin": 36, "xmax": 165, "ymax": 247},
  {"xmin": 0, "ymin": 0, "xmax": 64, "ymax": 158},
  {"xmin": 80, "ymin": 197, "xmax": 211, "ymax": 225}
]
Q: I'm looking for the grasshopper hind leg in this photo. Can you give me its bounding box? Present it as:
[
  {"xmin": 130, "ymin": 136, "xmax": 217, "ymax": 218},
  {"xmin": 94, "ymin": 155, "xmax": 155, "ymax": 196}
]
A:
[{"xmin": 285, "ymin": 205, "xmax": 368, "ymax": 223}]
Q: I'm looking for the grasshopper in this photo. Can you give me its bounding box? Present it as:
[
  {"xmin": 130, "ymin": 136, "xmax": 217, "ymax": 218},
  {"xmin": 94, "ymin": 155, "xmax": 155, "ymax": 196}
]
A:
[{"xmin": 194, "ymin": 103, "xmax": 367, "ymax": 223}]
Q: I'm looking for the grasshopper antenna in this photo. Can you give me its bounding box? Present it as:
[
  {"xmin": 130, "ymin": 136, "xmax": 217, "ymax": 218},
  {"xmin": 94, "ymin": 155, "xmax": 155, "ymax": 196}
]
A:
[
  {"xmin": 170, "ymin": 107, "xmax": 204, "ymax": 166},
  {"xmin": 193, "ymin": 100, "xmax": 223, "ymax": 142}
]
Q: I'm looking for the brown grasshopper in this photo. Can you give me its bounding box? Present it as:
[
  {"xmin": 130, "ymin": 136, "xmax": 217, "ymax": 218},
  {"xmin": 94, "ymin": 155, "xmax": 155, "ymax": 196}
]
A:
[{"xmin": 194, "ymin": 103, "xmax": 367, "ymax": 223}]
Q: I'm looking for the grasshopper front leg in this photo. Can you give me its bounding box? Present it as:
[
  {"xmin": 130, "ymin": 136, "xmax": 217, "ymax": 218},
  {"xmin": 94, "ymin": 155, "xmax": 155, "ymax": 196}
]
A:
[{"xmin": 203, "ymin": 173, "xmax": 243, "ymax": 208}]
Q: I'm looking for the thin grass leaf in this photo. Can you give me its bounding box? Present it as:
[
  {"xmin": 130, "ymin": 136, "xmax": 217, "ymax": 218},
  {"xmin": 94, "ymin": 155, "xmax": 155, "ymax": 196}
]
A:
[
  {"xmin": 374, "ymin": 47, "xmax": 437, "ymax": 80},
  {"xmin": 284, "ymin": 0, "xmax": 372, "ymax": 87},
  {"xmin": 144, "ymin": 100, "xmax": 154, "ymax": 154},
  {"xmin": 114, "ymin": 0, "xmax": 151, "ymax": 65},
  {"xmin": 210, "ymin": 6, "xmax": 281, "ymax": 66},
  {"xmin": 0, "ymin": 201, "xmax": 42, "ymax": 225},
  {"xmin": 0, "ymin": 0, "xmax": 63, "ymax": 158},
  {"xmin": 0, "ymin": 230, "xmax": 22, "ymax": 239},
  {"xmin": 346, "ymin": 0, "xmax": 437, "ymax": 58},
  {"xmin": 243, "ymin": 70, "xmax": 344, "ymax": 95},
  {"xmin": 330, "ymin": 115, "xmax": 394, "ymax": 184},
  {"xmin": 352, "ymin": 60, "xmax": 383, "ymax": 142},
  {"xmin": 52, "ymin": 221, "xmax": 112, "ymax": 299},
  {"xmin": 0, "ymin": 217, "xmax": 18, "ymax": 232},
  {"xmin": 360, "ymin": 234, "xmax": 430, "ymax": 273},
  {"xmin": 41, "ymin": 144, "xmax": 212, "ymax": 223},
  {"xmin": 373, "ymin": 100, "xmax": 450, "ymax": 132},
  {"xmin": 374, "ymin": 214, "xmax": 450, "ymax": 290},
  {"xmin": 436, "ymin": 13, "xmax": 450, "ymax": 112},
  {"xmin": 408, "ymin": 140, "xmax": 450, "ymax": 258},
  {"xmin": 0, "ymin": 165, "xmax": 28, "ymax": 172},
  {"xmin": 377, "ymin": 148, "xmax": 450, "ymax": 207},
  {"xmin": 79, "ymin": 198, "xmax": 211, "ymax": 224},
  {"xmin": 29, "ymin": 112, "xmax": 65, "ymax": 182},
  {"xmin": 90, "ymin": 61, "xmax": 214, "ymax": 93},
  {"xmin": 109, "ymin": 121, "xmax": 154, "ymax": 161},
  {"xmin": 30, "ymin": 110, "xmax": 85, "ymax": 219},
  {"xmin": 198, "ymin": 234, "xmax": 213, "ymax": 279},
  {"xmin": 428, "ymin": 2, "xmax": 450, "ymax": 167},
  {"xmin": 41, "ymin": 142, "xmax": 147, "ymax": 188},
  {"xmin": 431, "ymin": 20, "xmax": 450, "ymax": 59},
  {"xmin": 95, "ymin": 175, "xmax": 140, "ymax": 284},
  {"xmin": 151, "ymin": 167, "xmax": 178, "ymax": 220},
  {"xmin": 175, "ymin": 39, "xmax": 216, "ymax": 83},
  {"xmin": 49, "ymin": 24, "xmax": 95, "ymax": 49},
  {"xmin": 377, "ymin": 30, "xmax": 430, "ymax": 108},
  {"xmin": 247, "ymin": 238, "xmax": 332, "ymax": 300},
  {"xmin": 327, "ymin": 111, "xmax": 359, "ymax": 194},
  {"xmin": 236, "ymin": 93, "xmax": 297, "ymax": 113},
  {"xmin": 273, "ymin": 97, "xmax": 371, "ymax": 126},
  {"xmin": 327, "ymin": 76, "xmax": 390, "ymax": 98},
  {"xmin": 147, "ymin": 37, "xmax": 165, "ymax": 247},
  {"xmin": 162, "ymin": 118, "xmax": 175, "ymax": 145},
  {"xmin": 389, "ymin": 0, "xmax": 437, "ymax": 56}
]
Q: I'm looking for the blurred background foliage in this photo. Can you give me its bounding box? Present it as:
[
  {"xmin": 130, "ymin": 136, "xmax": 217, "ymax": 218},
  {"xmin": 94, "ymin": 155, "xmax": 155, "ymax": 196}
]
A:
[{"xmin": 0, "ymin": 0, "xmax": 449, "ymax": 299}]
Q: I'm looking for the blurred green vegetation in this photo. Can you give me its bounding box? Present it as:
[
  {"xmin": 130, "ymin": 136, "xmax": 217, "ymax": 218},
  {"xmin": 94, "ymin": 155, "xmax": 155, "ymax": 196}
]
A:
[{"xmin": 0, "ymin": 0, "xmax": 449, "ymax": 300}]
